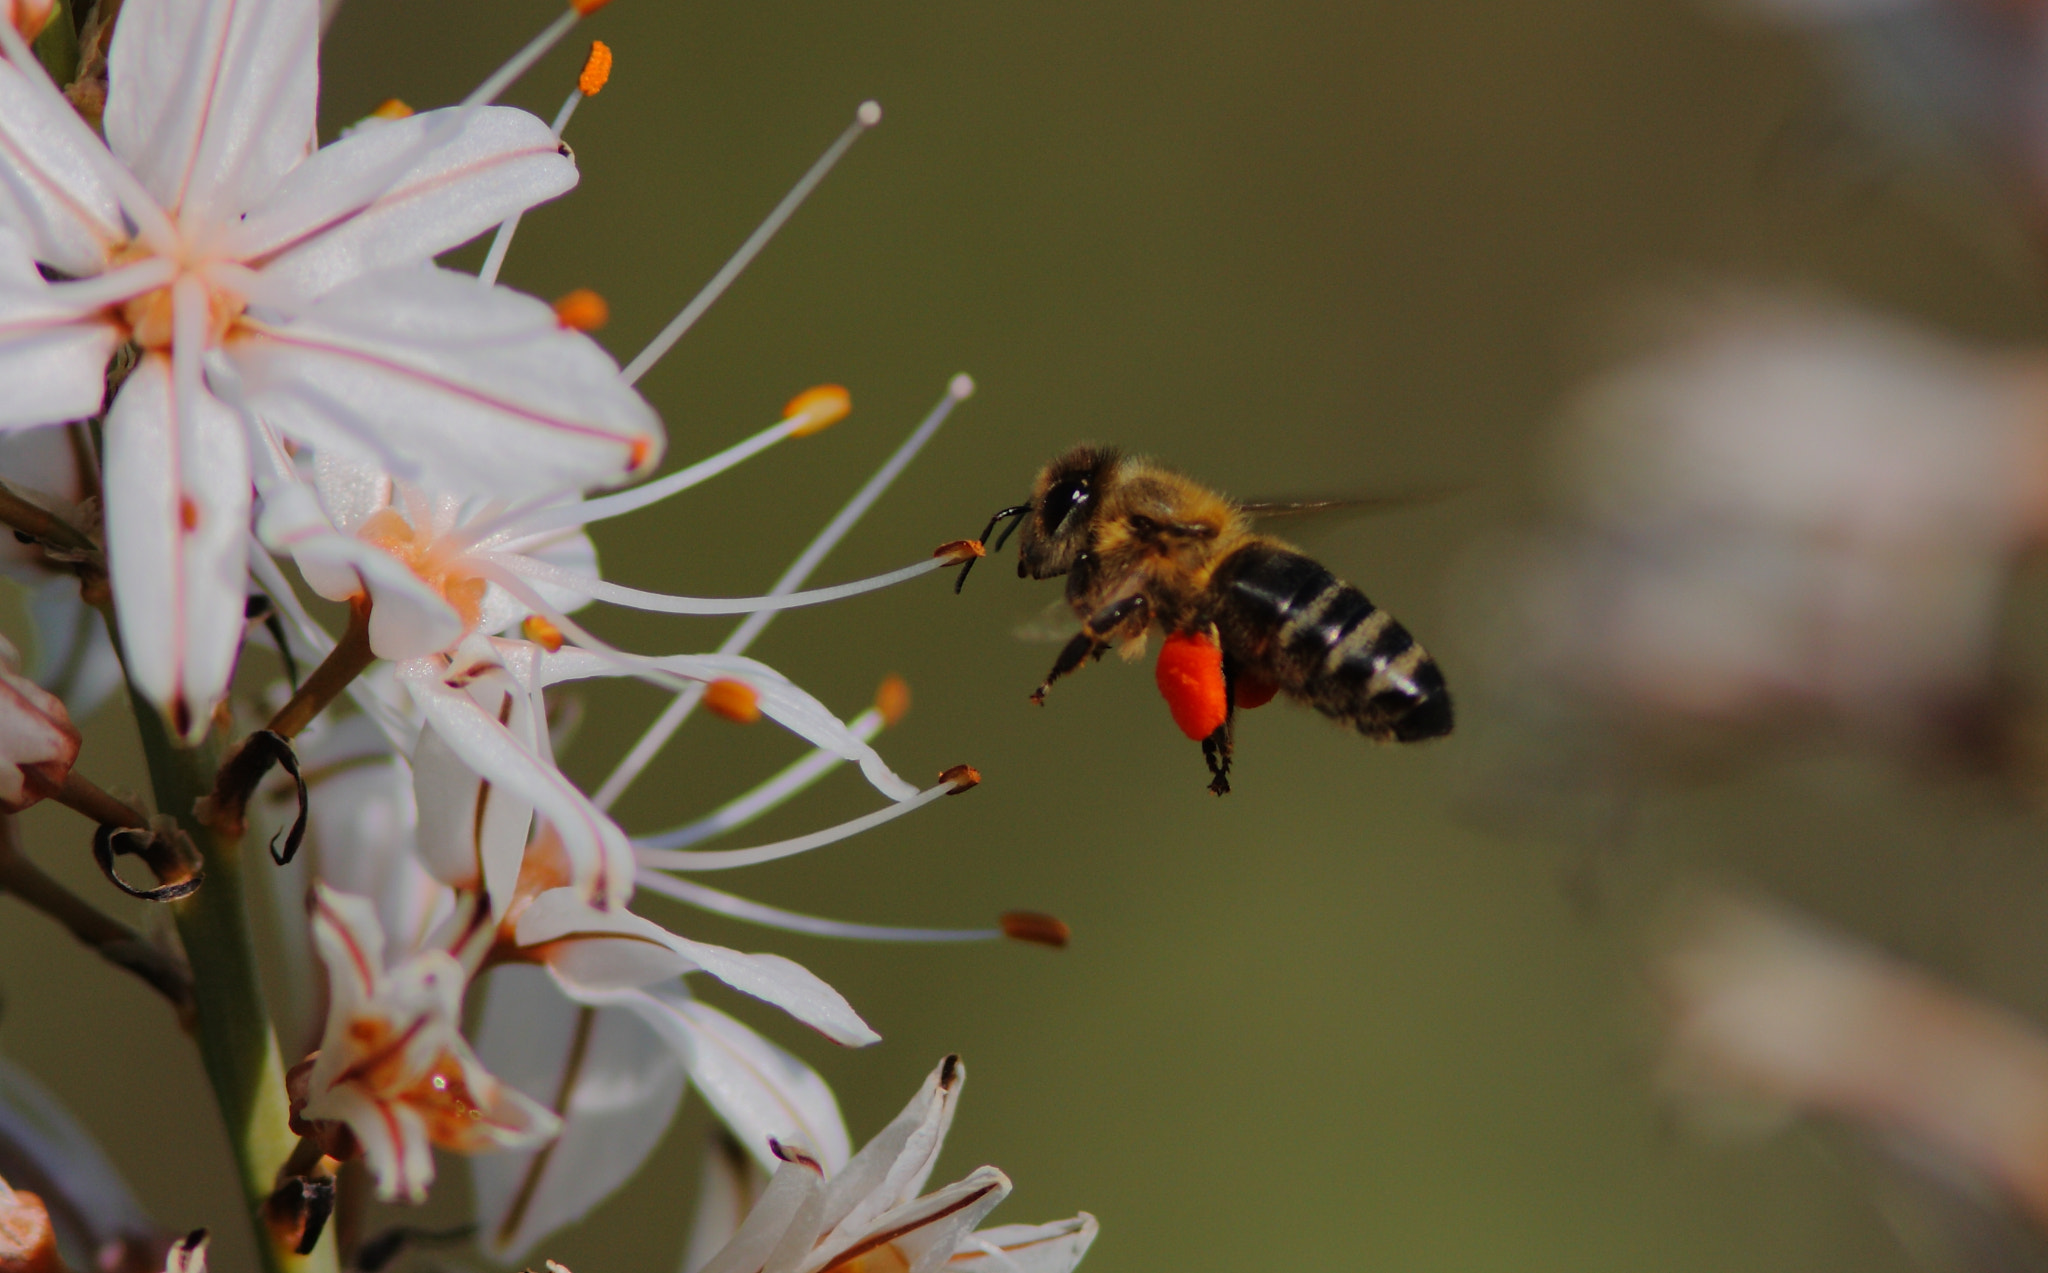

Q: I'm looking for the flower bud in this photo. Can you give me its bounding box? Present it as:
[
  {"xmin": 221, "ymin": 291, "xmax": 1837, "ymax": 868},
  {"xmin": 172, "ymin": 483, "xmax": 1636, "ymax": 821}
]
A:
[{"xmin": 0, "ymin": 638, "xmax": 77, "ymax": 813}]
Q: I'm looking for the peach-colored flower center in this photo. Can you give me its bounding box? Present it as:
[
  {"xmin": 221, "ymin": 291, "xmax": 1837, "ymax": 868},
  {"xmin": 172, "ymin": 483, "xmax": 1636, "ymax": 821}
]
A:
[
  {"xmin": 108, "ymin": 245, "xmax": 247, "ymax": 350},
  {"xmin": 358, "ymin": 507, "xmax": 489, "ymax": 631}
]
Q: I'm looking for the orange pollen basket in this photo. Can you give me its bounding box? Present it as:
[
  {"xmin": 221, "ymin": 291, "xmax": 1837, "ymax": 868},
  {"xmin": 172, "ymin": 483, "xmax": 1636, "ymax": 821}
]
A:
[
  {"xmin": 1155, "ymin": 631, "xmax": 1228, "ymax": 741},
  {"xmin": 357, "ymin": 508, "xmax": 487, "ymax": 632}
]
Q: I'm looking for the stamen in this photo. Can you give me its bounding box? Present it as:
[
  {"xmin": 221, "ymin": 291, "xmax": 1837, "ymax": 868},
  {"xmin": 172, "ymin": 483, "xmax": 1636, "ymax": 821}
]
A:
[
  {"xmin": 578, "ymin": 41, "xmax": 613, "ymax": 96},
  {"xmin": 633, "ymin": 872, "xmax": 1003, "ymax": 943},
  {"xmin": 478, "ymin": 45, "xmax": 608, "ymax": 287},
  {"xmin": 373, "ymin": 99, "xmax": 415, "ymax": 120},
  {"xmin": 702, "ymin": 679, "xmax": 760, "ymax": 724},
  {"xmin": 620, "ymin": 102, "xmax": 884, "ymax": 386},
  {"xmin": 784, "ymin": 384, "xmax": 851, "ymax": 437},
  {"xmin": 590, "ymin": 375, "xmax": 972, "ymax": 811},
  {"xmin": 552, "ymin": 288, "xmax": 609, "ymax": 331},
  {"xmin": 486, "ymin": 403, "xmax": 824, "ymax": 545},
  {"xmin": 634, "ymin": 771, "xmax": 970, "ymax": 872},
  {"xmin": 999, "ymin": 912, "xmax": 1071, "ymax": 949},
  {"xmin": 636, "ymin": 679, "xmax": 900, "ymax": 850},
  {"xmin": 488, "ymin": 546, "xmax": 960, "ymax": 614},
  {"xmin": 521, "ymin": 615, "xmax": 565, "ymax": 651}
]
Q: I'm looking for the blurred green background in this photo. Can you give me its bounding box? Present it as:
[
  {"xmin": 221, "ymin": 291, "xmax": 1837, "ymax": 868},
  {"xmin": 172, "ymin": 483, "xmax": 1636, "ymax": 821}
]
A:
[{"xmin": 10, "ymin": 1, "xmax": 2048, "ymax": 1269}]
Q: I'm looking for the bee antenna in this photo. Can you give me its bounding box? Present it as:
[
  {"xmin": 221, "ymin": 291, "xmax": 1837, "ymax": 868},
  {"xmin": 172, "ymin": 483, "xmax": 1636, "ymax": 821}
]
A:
[{"xmin": 955, "ymin": 504, "xmax": 1032, "ymax": 593}]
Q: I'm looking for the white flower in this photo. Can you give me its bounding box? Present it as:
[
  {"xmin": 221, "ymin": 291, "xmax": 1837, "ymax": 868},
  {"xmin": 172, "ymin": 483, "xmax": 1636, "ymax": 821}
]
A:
[
  {"xmin": 0, "ymin": 0, "xmax": 662, "ymax": 737},
  {"xmin": 1657, "ymin": 893, "xmax": 2048, "ymax": 1232},
  {"xmin": 299, "ymin": 886, "xmax": 558, "ymax": 1203},
  {"xmin": 681, "ymin": 1056, "xmax": 1097, "ymax": 1273}
]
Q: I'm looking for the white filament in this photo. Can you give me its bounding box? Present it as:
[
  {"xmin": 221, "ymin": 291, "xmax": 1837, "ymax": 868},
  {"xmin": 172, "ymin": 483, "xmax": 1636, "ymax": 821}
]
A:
[
  {"xmin": 490, "ymin": 552, "xmax": 951, "ymax": 615},
  {"xmin": 634, "ymin": 781, "xmax": 953, "ymax": 872},
  {"xmin": 591, "ymin": 374, "xmax": 971, "ymax": 809},
  {"xmin": 634, "ymin": 872, "xmax": 998, "ymax": 942},
  {"xmin": 620, "ymin": 103, "xmax": 881, "ymax": 386},
  {"xmin": 637, "ymin": 708, "xmax": 883, "ymax": 850}
]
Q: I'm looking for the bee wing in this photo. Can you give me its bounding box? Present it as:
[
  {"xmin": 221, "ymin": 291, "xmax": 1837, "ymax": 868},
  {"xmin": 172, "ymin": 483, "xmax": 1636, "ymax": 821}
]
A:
[
  {"xmin": 1012, "ymin": 597, "xmax": 1081, "ymax": 644},
  {"xmin": 1237, "ymin": 487, "xmax": 1464, "ymax": 529}
]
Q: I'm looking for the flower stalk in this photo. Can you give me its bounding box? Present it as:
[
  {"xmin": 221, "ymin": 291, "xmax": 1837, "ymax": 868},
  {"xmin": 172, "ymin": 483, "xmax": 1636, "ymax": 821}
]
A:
[{"xmin": 133, "ymin": 693, "xmax": 336, "ymax": 1273}]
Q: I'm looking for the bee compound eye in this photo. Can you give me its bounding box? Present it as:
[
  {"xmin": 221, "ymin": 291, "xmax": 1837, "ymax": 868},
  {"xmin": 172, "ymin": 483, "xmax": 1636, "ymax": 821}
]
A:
[{"xmin": 1042, "ymin": 477, "xmax": 1091, "ymax": 531}]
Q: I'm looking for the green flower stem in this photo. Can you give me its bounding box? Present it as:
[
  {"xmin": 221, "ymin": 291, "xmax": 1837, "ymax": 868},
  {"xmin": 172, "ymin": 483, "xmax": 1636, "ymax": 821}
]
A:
[{"xmin": 130, "ymin": 694, "xmax": 337, "ymax": 1273}]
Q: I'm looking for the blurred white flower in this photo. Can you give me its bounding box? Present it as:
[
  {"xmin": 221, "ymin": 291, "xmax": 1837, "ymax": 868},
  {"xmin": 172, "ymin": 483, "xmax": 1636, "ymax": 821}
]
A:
[
  {"xmin": 0, "ymin": 0, "xmax": 661, "ymax": 738},
  {"xmin": 298, "ymin": 886, "xmax": 558, "ymax": 1203},
  {"xmin": 1476, "ymin": 295, "xmax": 2048, "ymax": 755},
  {"xmin": 1657, "ymin": 892, "xmax": 2048, "ymax": 1234},
  {"xmin": 678, "ymin": 1055, "xmax": 1098, "ymax": 1273}
]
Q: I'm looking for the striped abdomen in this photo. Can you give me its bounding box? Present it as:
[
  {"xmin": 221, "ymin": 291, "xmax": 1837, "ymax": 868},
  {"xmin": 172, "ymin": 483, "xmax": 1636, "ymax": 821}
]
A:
[{"xmin": 1209, "ymin": 542, "xmax": 1452, "ymax": 742}]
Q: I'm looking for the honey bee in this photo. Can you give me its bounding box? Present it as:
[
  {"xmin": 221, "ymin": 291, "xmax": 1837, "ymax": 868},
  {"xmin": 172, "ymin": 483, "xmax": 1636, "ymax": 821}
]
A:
[{"xmin": 956, "ymin": 445, "xmax": 1453, "ymax": 793}]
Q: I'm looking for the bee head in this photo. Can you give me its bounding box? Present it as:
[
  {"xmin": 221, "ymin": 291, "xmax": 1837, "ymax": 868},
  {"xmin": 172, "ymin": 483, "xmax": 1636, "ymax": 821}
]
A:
[{"xmin": 1016, "ymin": 445, "xmax": 1118, "ymax": 579}]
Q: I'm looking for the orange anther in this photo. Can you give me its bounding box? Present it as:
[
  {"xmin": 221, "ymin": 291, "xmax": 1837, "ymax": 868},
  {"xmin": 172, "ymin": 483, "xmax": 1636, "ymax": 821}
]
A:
[
  {"xmin": 934, "ymin": 538, "xmax": 984, "ymax": 564},
  {"xmin": 578, "ymin": 41, "xmax": 613, "ymax": 96},
  {"xmin": 520, "ymin": 615, "xmax": 565, "ymax": 652},
  {"xmin": 704, "ymin": 678, "xmax": 761, "ymax": 724},
  {"xmin": 782, "ymin": 384, "xmax": 851, "ymax": 437},
  {"xmin": 553, "ymin": 288, "xmax": 609, "ymax": 332},
  {"xmin": 179, "ymin": 496, "xmax": 200, "ymax": 533},
  {"xmin": 371, "ymin": 98, "xmax": 414, "ymax": 120},
  {"xmin": 628, "ymin": 436, "xmax": 654, "ymax": 471},
  {"xmin": 939, "ymin": 763, "xmax": 981, "ymax": 794},
  {"xmin": 873, "ymin": 675, "xmax": 911, "ymax": 726},
  {"xmin": 1000, "ymin": 911, "xmax": 1071, "ymax": 949},
  {"xmin": 568, "ymin": 0, "xmax": 612, "ymax": 15}
]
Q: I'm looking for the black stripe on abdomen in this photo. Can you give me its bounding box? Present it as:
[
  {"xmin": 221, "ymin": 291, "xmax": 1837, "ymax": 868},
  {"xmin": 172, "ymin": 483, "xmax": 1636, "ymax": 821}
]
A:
[{"xmin": 1213, "ymin": 543, "xmax": 1453, "ymax": 742}]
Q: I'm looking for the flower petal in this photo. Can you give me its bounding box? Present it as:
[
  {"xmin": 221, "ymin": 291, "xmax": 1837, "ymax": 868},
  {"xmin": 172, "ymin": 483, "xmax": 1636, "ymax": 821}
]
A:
[
  {"xmin": 102, "ymin": 356, "xmax": 250, "ymax": 741},
  {"xmin": 949, "ymin": 1217, "xmax": 1100, "ymax": 1273},
  {"xmin": 802, "ymin": 1168, "xmax": 1011, "ymax": 1273},
  {"xmin": 235, "ymin": 106, "xmax": 577, "ymax": 300},
  {"xmin": 470, "ymin": 967, "xmax": 685, "ymax": 1262},
  {"xmin": 681, "ymin": 1133, "xmax": 758, "ymax": 1273},
  {"xmin": 696, "ymin": 1153, "xmax": 826, "ymax": 1273},
  {"xmin": 232, "ymin": 266, "xmax": 663, "ymax": 497},
  {"xmin": 102, "ymin": 0, "xmax": 317, "ymax": 222},
  {"xmin": 320, "ymin": 1084, "xmax": 433, "ymax": 1204},
  {"xmin": 398, "ymin": 656, "xmax": 631, "ymax": 907},
  {"xmin": 0, "ymin": 229, "xmax": 124, "ymax": 429},
  {"xmin": 408, "ymin": 676, "xmax": 536, "ymax": 908},
  {"xmin": 0, "ymin": 60, "xmax": 127, "ymax": 274},
  {"xmin": 308, "ymin": 884, "xmax": 386, "ymax": 1021},
  {"xmin": 516, "ymin": 889, "xmax": 880, "ymax": 1047},
  {"xmin": 616, "ymin": 988, "xmax": 851, "ymax": 1174},
  {"xmin": 817, "ymin": 1055, "xmax": 962, "ymax": 1244}
]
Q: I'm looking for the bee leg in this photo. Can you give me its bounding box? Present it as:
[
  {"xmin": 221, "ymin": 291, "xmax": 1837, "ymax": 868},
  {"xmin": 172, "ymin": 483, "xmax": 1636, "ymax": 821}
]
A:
[
  {"xmin": 1030, "ymin": 594, "xmax": 1148, "ymax": 704},
  {"xmin": 1205, "ymin": 649, "xmax": 1238, "ymax": 795},
  {"xmin": 1202, "ymin": 721, "xmax": 1233, "ymax": 795}
]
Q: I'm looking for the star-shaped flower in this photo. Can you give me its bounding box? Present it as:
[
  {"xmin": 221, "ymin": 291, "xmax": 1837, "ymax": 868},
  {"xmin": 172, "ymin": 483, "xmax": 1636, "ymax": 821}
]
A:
[
  {"xmin": 681, "ymin": 1056, "xmax": 1097, "ymax": 1273},
  {"xmin": 0, "ymin": 0, "xmax": 662, "ymax": 738},
  {"xmin": 297, "ymin": 886, "xmax": 559, "ymax": 1202}
]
